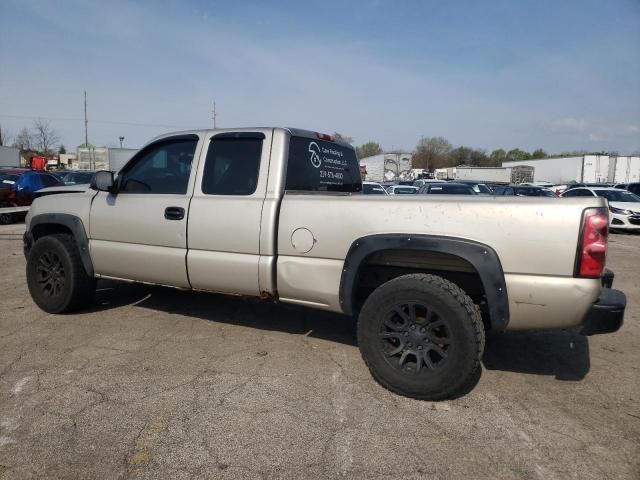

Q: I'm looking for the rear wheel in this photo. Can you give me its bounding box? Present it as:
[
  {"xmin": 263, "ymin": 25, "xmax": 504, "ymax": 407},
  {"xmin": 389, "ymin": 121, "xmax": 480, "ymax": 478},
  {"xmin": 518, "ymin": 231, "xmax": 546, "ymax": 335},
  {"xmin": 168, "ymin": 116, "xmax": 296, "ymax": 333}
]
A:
[
  {"xmin": 26, "ymin": 234, "xmax": 96, "ymax": 313},
  {"xmin": 357, "ymin": 273, "xmax": 484, "ymax": 400}
]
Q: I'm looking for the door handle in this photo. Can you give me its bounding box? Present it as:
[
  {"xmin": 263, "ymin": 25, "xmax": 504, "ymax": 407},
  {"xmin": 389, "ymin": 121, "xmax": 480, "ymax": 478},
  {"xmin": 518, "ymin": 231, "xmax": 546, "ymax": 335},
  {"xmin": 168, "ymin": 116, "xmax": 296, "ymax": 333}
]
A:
[{"xmin": 164, "ymin": 206, "xmax": 185, "ymax": 220}]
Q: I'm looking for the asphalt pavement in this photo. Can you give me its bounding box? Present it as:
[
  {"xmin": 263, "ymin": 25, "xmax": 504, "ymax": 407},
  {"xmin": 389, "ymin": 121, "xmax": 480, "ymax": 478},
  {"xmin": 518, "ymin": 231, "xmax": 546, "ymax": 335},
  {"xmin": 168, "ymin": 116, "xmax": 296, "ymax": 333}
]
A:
[{"xmin": 0, "ymin": 222, "xmax": 638, "ymax": 479}]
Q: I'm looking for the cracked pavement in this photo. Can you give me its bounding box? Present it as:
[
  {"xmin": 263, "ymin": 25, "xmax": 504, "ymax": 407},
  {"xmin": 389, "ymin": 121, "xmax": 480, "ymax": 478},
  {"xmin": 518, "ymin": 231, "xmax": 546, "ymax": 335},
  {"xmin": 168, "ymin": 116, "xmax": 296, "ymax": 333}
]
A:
[{"xmin": 0, "ymin": 222, "xmax": 638, "ymax": 479}]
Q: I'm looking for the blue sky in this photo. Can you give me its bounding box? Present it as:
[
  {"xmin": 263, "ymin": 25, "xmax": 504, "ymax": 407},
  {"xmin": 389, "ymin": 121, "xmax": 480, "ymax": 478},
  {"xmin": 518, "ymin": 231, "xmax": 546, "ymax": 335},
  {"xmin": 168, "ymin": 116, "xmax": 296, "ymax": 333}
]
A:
[{"xmin": 1, "ymin": 0, "xmax": 639, "ymax": 153}]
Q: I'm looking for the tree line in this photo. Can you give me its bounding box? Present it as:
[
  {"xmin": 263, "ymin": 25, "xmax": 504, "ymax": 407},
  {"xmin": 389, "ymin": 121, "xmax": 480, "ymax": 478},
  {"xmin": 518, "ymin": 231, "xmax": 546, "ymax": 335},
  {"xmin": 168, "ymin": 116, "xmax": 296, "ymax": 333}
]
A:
[{"xmin": 0, "ymin": 120, "xmax": 66, "ymax": 154}]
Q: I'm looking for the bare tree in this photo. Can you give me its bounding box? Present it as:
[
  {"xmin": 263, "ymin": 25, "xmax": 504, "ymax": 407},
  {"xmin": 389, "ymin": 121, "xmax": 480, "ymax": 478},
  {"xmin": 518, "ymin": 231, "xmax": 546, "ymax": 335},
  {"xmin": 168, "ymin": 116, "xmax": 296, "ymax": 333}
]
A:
[
  {"xmin": 0, "ymin": 124, "xmax": 11, "ymax": 146},
  {"xmin": 32, "ymin": 118, "xmax": 60, "ymax": 154},
  {"xmin": 412, "ymin": 136, "xmax": 453, "ymax": 171},
  {"xmin": 12, "ymin": 127, "xmax": 33, "ymax": 151}
]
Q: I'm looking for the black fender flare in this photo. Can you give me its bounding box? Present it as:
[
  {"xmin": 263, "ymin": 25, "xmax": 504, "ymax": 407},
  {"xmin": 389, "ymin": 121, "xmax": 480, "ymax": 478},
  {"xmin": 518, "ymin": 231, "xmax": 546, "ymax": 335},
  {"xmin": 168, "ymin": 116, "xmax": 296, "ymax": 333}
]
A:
[
  {"xmin": 339, "ymin": 234, "xmax": 509, "ymax": 331},
  {"xmin": 27, "ymin": 213, "xmax": 94, "ymax": 277}
]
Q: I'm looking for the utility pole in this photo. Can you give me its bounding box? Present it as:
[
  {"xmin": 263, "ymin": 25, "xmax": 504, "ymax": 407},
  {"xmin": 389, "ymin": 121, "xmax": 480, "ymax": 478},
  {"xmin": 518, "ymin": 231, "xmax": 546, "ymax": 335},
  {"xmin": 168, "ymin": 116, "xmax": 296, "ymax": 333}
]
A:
[
  {"xmin": 84, "ymin": 91, "xmax": 88, "ymax": 147},
  {"xmin": 212, "ymin": 101, "xmax": 217, "ymax": 129}
]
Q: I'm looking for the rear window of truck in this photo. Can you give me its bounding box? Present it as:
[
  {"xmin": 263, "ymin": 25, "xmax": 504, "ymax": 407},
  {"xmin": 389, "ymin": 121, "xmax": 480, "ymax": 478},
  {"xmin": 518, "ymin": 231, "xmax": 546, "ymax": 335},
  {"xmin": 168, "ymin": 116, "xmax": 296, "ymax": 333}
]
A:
[{"xmin": 285, "ymin": 136, "xmax": 362, "ymax": 193}]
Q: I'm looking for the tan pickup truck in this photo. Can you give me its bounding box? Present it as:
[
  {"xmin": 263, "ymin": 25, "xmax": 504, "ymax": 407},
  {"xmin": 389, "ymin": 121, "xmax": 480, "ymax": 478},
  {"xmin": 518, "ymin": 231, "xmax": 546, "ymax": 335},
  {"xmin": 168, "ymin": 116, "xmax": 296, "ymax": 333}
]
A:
[{"xmin": 24, "ymin": 128, "xmax": 625, "ymax": 399}]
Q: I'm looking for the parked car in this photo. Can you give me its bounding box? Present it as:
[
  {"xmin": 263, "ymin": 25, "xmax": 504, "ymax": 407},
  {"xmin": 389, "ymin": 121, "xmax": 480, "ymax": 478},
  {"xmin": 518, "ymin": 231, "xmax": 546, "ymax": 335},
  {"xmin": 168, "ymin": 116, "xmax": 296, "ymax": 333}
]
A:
[
  {"xmin": 613, "ymin": 182, "xmax": 640, "ymax": 196},
  {"xmin": 0, "ymin": 169, "xmax": 64, "ymax": 207},
  {"xmin": 24, "ymin": 127, "xmax": 625, "ymax": 400},
  {"xmin": 57, "ymin": 170, "xmax": 96, "ymax": 186},
  {"xmin": 492, "ymin": 185, "xmax": 557, "ymax": 197},
  {"xmin": 387, "ymin": 185, "xmax": 419, "ymax": 195},
  {"xmin": 417, "ymin": 182, "xmax": 477, "ymax": 195},
  {"xmin": 453, "ymin": 180, "xmax": 492, "ymax": 194},
  {"xmin": 561, "ymin": 187, "xmax": 640, "ymax": 232},
  {"xmin": 0, "ymin": 169, "xmax": 64, "ymax": 224},
  {"xmin": 362, "ymin": 181, "xmax": 388, "ymax": 195}
]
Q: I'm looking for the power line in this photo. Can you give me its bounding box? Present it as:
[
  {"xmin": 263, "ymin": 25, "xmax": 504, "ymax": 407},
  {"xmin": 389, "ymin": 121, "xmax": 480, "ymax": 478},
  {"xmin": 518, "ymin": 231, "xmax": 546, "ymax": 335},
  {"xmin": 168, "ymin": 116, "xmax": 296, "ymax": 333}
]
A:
[{"xmin": 0, "ymin": 113, "xmax": 197, "ymax": 130}]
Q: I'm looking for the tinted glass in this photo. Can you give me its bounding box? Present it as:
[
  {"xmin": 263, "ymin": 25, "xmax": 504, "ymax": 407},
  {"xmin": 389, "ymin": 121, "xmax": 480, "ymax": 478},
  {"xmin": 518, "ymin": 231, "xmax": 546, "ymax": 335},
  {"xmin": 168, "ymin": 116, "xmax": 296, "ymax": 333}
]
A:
[
  {"xmin": 564, "ymin": 189, "xmax": 592, "ymax": 197},
  {"xmin": 392, "ymin": 187, "xmax": 417, "ymax": 194},
  {"xmin": 201, "ymin": 135, "xmax": 263, "ymax": 195},
  {"xmin": 65, "ymin": 172, "xmax": 94, "ymax": 184},
  {"xmin": 628, "ymin": 184, "xmax": 640, "ymax": 195},
  {"xmin": 40, "ymin": 174, "xmax": 64, "ymax": 188},
  {"xmin": 286, "ymin": 136, "xmax": 361, "ymax": 193},
  {"xmin": 594, "ymin": 190, "xmax": 640, "ymax": 202},
  {"xmin": 363, "ymin": 184, "xmax": 386, "ymax": 194},
  {"xmin": 477, "ymin": 184, "xmax": 491, "ymax": 194},
  {"xmin": 120, "ymin": 137, "xmax": 197, "ymax": 194},
  {"xmin": 429, "ymin": 185, "xmax": 475, "ymax": 194}
]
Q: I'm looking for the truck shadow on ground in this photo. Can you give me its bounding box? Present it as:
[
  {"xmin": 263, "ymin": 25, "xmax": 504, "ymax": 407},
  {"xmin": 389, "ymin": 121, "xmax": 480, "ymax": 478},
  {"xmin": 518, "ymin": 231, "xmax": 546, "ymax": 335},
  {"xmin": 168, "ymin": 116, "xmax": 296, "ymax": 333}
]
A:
[{"xmin": 92, "ymin": 280, "xmax": 590, "ymax": 382}]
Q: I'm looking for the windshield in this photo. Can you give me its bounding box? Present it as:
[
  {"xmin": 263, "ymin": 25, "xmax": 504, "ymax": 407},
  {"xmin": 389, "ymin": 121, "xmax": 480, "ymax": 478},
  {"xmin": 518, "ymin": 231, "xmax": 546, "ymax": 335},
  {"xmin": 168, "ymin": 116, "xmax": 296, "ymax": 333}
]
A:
[
  {"xmin": 363, "ymin": 184, "xmax": 387, "ymax": 194},
  {"xmin": 64, "ymin": 172, "xmax": 95, "ymax": 185},
  {"xmin": 594, "ymin": 190, "xmax": 640, "ymax": 202},
  {"xmin": 393, "ymin": 187, "xmax": 417, "ymax": 194}
]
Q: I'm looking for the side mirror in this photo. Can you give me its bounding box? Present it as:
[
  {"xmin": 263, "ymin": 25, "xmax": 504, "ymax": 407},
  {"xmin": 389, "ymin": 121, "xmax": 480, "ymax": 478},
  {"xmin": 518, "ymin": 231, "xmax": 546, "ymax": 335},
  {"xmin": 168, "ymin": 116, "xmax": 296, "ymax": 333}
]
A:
[{"xmin": 91, "ymin": 170, "xmax": 116, "ymax": 193}]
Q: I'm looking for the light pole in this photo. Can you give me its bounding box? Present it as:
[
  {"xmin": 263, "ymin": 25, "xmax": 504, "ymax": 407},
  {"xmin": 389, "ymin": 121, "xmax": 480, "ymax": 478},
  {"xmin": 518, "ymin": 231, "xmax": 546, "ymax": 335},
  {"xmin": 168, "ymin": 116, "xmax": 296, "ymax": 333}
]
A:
[{"xmin": 119, "ymin": 136, "xmax": 124, "ymax": 148}]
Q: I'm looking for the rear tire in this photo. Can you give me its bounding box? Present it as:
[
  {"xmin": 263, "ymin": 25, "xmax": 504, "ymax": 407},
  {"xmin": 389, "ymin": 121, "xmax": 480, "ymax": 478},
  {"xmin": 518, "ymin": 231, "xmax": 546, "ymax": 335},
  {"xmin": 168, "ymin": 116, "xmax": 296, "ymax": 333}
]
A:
[
  {"xmin": 26, "ymin": 234, "xmax": 96, "ymax": 313},
  {"xmin": 357, "ymin": 273, "xmax": 484, "ymax": 400}
]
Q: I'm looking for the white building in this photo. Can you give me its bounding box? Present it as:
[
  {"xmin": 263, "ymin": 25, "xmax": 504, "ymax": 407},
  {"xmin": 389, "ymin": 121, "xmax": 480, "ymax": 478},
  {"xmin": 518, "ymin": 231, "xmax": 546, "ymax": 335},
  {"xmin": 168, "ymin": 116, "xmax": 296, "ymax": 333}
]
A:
[
  {"xmin": 359, "ymin": 153, "xmax": 412, "ymax": 182},
  {"xmin": 502, "ymin": 155, "xmax": 640, "ymax": 184}
]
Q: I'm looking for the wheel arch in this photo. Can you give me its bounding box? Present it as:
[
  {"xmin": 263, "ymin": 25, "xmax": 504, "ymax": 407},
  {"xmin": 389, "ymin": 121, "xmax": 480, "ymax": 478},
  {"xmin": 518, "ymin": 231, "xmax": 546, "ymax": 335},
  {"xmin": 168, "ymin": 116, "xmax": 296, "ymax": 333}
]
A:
[
  {"xmin": 29, "ymin": 214, "xmax": 94, "ymax": 277},
  {"xmin": 339, "ymin": 234, "xmax": 509, "ymax": 331}
]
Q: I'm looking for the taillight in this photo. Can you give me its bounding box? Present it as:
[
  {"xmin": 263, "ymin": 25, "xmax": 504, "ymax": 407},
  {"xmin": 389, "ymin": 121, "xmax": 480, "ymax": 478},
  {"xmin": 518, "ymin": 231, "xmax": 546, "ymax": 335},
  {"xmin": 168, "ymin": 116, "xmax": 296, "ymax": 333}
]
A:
[
  {"xmin": 315, "ymin": 132, "xmax": 333, "ymax": 141},
  {"xmin": 576, "ymin": 208, "xmax": 608, "ymax": 277}
]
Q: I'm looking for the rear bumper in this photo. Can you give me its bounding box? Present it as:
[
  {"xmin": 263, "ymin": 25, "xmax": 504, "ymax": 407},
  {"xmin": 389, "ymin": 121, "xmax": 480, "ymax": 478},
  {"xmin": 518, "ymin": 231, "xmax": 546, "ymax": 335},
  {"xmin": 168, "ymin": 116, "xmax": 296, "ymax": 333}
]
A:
[{"xmin": 580, "ymin": 287, "xmax": 626, "ymax": 336}]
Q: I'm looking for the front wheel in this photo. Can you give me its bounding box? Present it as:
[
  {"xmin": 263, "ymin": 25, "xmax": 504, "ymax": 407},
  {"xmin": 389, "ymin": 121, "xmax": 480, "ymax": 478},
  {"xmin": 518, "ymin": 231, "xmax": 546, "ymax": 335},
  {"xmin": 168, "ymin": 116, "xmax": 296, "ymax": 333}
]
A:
[
  {"xmin": 357, "ymin": 273, "xmax": 485, "ymax": 400},
  {"xmin": 26, "ymin": 234, "xmax": 96, "ymax": 313}
]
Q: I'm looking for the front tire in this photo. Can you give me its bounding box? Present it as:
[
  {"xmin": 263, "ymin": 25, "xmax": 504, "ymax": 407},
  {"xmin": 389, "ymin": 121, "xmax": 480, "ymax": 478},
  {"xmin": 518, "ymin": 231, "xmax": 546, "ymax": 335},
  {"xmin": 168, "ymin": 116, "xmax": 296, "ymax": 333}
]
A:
[
  {"xmin": 357, "ymin": 274, "xmax": 485, "ymax": 400},
  {"xmin": 26, "ymin": 234, "xmax": 96, "ymax": 313}
]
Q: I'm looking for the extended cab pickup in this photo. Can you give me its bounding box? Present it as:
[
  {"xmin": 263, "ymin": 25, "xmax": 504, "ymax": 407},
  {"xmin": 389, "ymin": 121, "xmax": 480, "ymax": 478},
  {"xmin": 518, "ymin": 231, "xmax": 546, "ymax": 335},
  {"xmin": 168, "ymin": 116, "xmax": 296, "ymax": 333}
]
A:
[{"xmin": 24, "ymin": 128, "xmax": 626, "ymax": 399}]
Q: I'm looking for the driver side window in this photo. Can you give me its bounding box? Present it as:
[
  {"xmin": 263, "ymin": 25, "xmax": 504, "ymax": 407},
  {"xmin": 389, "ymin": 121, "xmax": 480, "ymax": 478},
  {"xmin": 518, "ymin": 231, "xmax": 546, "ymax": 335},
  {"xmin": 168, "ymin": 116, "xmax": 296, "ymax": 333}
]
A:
[{"xmin": 119, "ymin": 136, "xmax": 198, "ymax": 194}]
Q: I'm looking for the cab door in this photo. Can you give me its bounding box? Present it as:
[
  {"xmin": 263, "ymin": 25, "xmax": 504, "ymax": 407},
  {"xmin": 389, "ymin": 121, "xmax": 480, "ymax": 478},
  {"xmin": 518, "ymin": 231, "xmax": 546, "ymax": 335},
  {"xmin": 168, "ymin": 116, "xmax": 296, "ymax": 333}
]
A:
[
  {"xmin": 187, "ymin": 130, "xmax": 272, "ymax": 296},
  {"xmin": 89, "ymin": 134, "xmax": 203, "ymax": 287}
]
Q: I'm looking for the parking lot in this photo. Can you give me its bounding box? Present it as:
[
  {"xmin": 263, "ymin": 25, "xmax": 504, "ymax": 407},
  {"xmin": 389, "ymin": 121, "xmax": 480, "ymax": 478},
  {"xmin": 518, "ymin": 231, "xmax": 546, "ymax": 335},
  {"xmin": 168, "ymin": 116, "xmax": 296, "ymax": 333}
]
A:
[{"xmin": 0, "ymin": 221, "xmax": 638, "ymax": 479}]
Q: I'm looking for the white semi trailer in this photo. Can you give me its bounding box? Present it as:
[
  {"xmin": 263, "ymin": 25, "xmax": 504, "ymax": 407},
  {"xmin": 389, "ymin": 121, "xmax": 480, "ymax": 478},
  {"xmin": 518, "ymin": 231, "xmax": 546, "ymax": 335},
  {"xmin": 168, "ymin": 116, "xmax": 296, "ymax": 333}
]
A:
[
  {"xmin": 0, "ymin": 146, "xmax": 21, "ymax": 167},
  {"xmin": 454, "ymin": 166, "xmax": 534, "ymax": 184}
]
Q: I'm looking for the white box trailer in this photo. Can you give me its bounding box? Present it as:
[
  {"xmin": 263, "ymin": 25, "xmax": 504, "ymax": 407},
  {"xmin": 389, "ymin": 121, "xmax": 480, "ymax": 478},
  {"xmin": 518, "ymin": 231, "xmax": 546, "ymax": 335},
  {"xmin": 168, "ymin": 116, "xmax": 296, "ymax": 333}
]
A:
[
  {"xmin": 454, "ymin": 166, "xmax": 534, "ymax": 184},
  {"xmin": 0, "ymin": 146, "xmax": 20, "ymax": 167},
  {"xmin": 581, "ymin": 155, "xmax": 611, "ymax": 183},
  {"xmin": 455, "ymin": 167, "xmax": 511, "ymax": 183},
  {"xmin": 611, "ymin": 156, "xmax": 640, "ymax": 184},
  {"xmin": 76, "ymin": 147, "xmax": 138, "ymax": 172},
  {"xmin": 503, "ymin": 155, "xmax": 640, "ymax": 184},
  {"xmin": 502, "ymin": 156, "xmax": 583, "ymax": 184},
  {"xmin": 108, "ymin": 148, "xmax": 138, "ymax": 172},
  {"xmin": 360, "ymin": 153, "xmax": 412, "ymax": 182}
]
